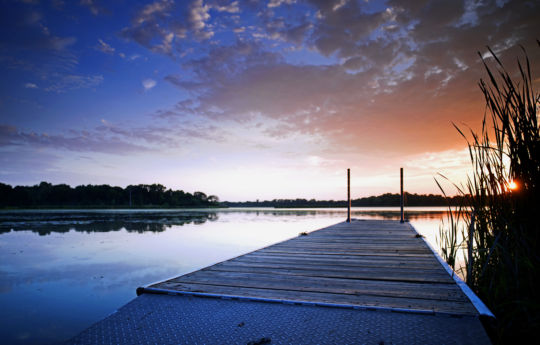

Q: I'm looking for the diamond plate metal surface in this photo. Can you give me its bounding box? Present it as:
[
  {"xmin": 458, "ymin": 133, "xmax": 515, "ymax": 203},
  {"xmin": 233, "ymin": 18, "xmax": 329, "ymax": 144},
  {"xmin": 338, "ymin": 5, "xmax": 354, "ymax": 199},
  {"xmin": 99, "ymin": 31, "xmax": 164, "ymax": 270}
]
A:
[{"xmin": 68, "ymin": 294, "xmax": 491, "ymax": 345}]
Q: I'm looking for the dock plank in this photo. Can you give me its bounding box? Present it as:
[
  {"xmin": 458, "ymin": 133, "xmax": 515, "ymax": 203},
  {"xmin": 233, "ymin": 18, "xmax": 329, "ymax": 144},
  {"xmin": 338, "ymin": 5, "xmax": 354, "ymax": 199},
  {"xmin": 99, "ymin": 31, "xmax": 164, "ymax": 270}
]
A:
[
  {"xmin": 155, "ymin": 282, "xmax": 477, "ymax": 315},
  {"xmin": 208, "ymin": 262, "xmax": 454, "ymax": 283},
  {"xmin": 243, "ymin": 252, "xmax": 441, "ymax": 264},
  {"xmin": 174, "ymin": 270, "xmax": 464, "ymax": 300}
]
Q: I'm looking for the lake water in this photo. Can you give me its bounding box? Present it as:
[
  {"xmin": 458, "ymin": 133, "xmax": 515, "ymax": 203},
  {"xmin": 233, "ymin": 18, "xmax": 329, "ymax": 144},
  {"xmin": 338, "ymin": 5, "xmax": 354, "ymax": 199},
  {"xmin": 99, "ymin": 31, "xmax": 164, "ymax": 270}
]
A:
[{"xmin": 0, "ymin": 207, "xmax": 451, "ymax": 345}]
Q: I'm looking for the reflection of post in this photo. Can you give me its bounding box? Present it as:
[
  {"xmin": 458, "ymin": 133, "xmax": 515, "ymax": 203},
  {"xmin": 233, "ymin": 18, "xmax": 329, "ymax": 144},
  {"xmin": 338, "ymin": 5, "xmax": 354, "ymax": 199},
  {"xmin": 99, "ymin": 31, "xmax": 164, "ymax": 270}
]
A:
[
  {"xmin": 400, "ymin": 167, "xmax": 404, "ymax": 223},
  {"xmin": 347, "ymin": 168, "xmax": 351, "ymax": 223}
]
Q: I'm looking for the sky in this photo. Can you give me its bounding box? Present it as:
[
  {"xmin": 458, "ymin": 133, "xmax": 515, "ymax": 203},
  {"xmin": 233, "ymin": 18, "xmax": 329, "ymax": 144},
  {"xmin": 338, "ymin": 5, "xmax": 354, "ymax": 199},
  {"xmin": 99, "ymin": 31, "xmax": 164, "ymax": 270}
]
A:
[{"xmin": 0, "ymin": 0, "xmax": 538, "ymax": 201}]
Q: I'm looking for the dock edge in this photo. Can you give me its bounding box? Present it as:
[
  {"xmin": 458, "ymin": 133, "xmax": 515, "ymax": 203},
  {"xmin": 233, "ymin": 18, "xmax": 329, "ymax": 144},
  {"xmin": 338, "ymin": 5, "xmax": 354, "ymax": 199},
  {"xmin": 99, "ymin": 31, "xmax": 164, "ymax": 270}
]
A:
[{"xmin": 408, "ymin": 222, "xmax": 495, "ymax": 319}]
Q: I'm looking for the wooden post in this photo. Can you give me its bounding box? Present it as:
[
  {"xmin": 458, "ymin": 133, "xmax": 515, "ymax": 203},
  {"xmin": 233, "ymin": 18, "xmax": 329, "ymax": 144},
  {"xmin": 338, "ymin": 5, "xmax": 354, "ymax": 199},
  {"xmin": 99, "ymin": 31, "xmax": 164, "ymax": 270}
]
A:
[
  {"xmin": 347, "ymin": 168, "xmax": 351, "ymax": 223},
  {"xmin": 400, "ymin": 167, "xmax": 404, "ymax": 223},
  {"xmin": 467, "ymin": 211, "xmax": 475, "ymax": 285}
]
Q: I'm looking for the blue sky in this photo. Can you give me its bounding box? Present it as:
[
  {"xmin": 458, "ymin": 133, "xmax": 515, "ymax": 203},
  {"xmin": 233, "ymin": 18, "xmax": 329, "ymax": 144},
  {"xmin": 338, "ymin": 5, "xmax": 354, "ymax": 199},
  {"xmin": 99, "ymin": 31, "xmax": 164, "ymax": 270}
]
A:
[{"xmin": 1, "ymin": 0, "xmax": 538, "ymax": 200}]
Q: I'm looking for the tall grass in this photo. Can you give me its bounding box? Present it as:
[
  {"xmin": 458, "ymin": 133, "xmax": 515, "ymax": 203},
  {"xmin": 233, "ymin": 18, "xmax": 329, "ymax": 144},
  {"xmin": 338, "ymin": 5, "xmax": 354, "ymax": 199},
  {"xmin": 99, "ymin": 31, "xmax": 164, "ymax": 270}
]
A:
[{"xmin": 437, "ymin": 42, "xmax": 539, "ymax": 343}]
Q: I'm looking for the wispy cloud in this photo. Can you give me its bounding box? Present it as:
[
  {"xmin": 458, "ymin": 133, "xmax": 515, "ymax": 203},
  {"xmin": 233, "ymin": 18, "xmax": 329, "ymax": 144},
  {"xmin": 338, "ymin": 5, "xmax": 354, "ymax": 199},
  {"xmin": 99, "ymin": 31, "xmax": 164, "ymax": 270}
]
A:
[
  {"xmin": 0, "ymin": 114, "xmax": 230, "ymax": 156},
  {"xmin": 120, "ymin": 0, "xmax": 248, "ymax": 55},
  {"xmin": 189, "ymin": 0, "xmax": 214, "ymax": 40},
  {"xmin": 79, "ymin": 0, "xmax": 108, "ymax": 16},
  {"xmin": 96, "ymin": 38, "xmax": 115, "ymax": 54},
  {"xmin": 0, "ymin": 4, "xmax": 87, "ymax": 93},
  {"xmin": 120, "ymin": 0, "xmax": 178, "ymax": 55},
  {"xmin": 213, "ymin": 1, "xmax": 240, "ymax": 14},
  {"xmin": 0, "ymin": 124, "xmax": 150, "ymax": 154},
  {"xmin": 24, "ymin": 83, "xmax": 38, "ymax": 89},
  {"xmin": 142, "ymin": 78, "xmax": 157, "ymax": 91},
  {"xmin": 268, "ymin": 0, "xmax": 296, "ymax": 8},
  {"xmin": 44, "ymin": 74, "xmax": 103, "ymax": 93}
]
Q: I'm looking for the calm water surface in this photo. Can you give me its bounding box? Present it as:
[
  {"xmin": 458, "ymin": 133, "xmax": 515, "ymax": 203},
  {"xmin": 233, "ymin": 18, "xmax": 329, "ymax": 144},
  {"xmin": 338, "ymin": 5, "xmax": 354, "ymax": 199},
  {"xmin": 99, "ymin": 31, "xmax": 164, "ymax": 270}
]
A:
[{"xmin": 0, "ymin": 207, "xmax": 449, "ymax": 345}]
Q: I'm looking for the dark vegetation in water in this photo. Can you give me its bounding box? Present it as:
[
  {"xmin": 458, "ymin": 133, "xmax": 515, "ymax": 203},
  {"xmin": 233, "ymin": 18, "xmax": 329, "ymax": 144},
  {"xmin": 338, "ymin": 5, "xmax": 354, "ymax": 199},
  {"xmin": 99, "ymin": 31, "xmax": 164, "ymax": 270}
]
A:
[
  {"xmin": 0, "ymin": 209, "xmax": 442, "ymax": 236},
  {"xmin": 0, "ymin": 211, "xmax": 218, "ymax": 235},
  {"xmin": 438, "ymin": 42, "xmax": 539, "ymax": 344},
  {"xmin": 224, "ymin": 192, "xmax": 466, "ymax": 208},
  {"xmin": 0, "ymin": 182, "xmax": 219, "ymax": 208}
]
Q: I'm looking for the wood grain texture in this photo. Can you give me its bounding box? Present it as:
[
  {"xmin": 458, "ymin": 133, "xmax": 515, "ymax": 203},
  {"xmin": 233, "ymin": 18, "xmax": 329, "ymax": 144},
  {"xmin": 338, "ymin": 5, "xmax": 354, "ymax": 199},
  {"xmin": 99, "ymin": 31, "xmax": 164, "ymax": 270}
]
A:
[{"xmin": 149, "ymin": 219, "xmax": 477, "ymax": 315}]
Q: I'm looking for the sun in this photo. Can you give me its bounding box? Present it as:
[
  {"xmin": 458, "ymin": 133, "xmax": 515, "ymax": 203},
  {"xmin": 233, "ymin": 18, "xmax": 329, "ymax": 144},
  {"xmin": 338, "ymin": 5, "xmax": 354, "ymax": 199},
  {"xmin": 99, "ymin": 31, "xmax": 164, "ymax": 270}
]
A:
[{"xmin": 507, "ymin": 180, "xmax": 518, "ymax": 191}]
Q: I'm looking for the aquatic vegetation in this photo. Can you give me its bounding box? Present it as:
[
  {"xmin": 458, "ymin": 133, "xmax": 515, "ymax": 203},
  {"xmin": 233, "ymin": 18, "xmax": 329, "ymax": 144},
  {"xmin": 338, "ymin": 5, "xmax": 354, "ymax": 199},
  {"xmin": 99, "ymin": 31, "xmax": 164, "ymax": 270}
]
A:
[{"xmin": 438, "ymin": 41, "xmax": 540, "ymax": 343}]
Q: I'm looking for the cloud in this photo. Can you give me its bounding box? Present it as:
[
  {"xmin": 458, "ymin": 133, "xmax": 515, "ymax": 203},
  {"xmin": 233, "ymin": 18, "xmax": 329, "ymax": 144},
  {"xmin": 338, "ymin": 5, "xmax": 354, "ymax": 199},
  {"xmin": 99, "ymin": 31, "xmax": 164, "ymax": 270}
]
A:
[
  {"xmin": 406, "ymin": 148, "xmax": 471, "ymax": 171},
  {"xmin": 150, "ymin": 0, "xmax": 538, "ymax": 156},
  {"xmin": 135, "ymin": 0, "xmax": 173, "ymax": 24},
  {"xmin": 51, "ymin": 0, "xmax": 65, "ymax": 10},
  {"xmin": 0, "ymin": 124, "xmax": 151, "ymax": 154},
  {"xmin": 213, "ymin": 0, "xmax": 240, "ymax": 13},
  {"xmin": 120, "ymin": 0, "xmax": 178, "ymax": 55},
  {"xmin": 0, "ymin": 125, "xmax": 19, "ymax": 146},
  {"xmin": 1, "ymin": 5, "xmax": 77, "ymax": 53},
  {"xmin": 268, "ymin": 0, "xmax": 296, "ymax": 8},
  {"xmin": 44, "ymin": 74, "xmax": 103, "ymax": 93},
  {"xmin": 189, "ymin": 0, "xmax": 214, "ymax": 39},
  {"xmin": 142, "ymin": 78, "xmax": 157, "ymax": 91},
  {"xmin": 24, "ymin": 83, "xmax": 38, "ymax": 89},
  {"xmin": 120, "ymin": 0, "xmax": 249, "ymax": 54},
  {"xmin": 188, "ymin": 0, "xmax": 242, "ymax": 39},
  {"xmin": 96, "ymin": 38, "xmax": 115, "ymax": 54},
  {"xmin": 182, "ymin": 40, "xmax": 282, "ymax": 82},
  {"xmin": 79, "ymin": 0, "xmax": 108, "ymax": 16},
  {"xmin": 49, "ymin": 36, "xmax": 77, "ymax": 51},
  {"xmin": 119, "ymin": 53, "xmax": 142, "ymax": 61},
  {"xmin": 0, "ymin": 4, "xmax": 85, "ymax": 94},
  {"xmin": 0, "ymin": 111, "xmax": 230, "ymax": 157}
]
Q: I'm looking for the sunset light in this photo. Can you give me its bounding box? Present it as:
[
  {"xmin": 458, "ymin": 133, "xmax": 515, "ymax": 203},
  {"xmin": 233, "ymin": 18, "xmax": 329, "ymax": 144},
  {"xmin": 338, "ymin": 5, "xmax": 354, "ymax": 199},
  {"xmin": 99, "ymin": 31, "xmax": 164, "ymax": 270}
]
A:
[
  {"xmin": 0, "ymin": 0, "xmax": 538, "ymax": 200},
  {"xmin": 508, "ymin": 180, "xmax": 518, "ymax": 191}
]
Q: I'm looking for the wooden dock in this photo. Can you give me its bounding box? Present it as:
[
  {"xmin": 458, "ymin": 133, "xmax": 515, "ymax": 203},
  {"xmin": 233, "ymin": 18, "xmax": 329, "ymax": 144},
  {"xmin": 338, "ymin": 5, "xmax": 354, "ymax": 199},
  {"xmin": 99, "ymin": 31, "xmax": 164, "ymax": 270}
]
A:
[
  {"xmin": 143, "ymin": 219, "xmax": 482, "ymax": 316},
  {"xmin": 73, "ymin": 219, "xmax": 492, "ymax": 344}
]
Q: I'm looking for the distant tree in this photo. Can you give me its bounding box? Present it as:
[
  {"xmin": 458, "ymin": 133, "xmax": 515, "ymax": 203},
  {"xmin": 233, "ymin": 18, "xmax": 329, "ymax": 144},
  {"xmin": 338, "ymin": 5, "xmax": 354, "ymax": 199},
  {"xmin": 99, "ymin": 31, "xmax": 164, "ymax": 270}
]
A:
[
  {"xmin": 207, "ymin": 195, "xmax": 219, "ymax": 204},
  {"xmin": 0, "ymin": 183, "xmax": 12, "ymax": 207}
]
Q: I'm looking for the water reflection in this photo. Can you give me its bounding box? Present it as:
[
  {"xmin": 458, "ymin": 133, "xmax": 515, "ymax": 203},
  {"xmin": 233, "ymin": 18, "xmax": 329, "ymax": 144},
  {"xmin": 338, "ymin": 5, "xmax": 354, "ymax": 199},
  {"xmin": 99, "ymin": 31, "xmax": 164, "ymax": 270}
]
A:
[
  {"xmin": 353, "ymin": 210, "xmax": 446, "ymax": 220},
  {"xmin": 0, "ymin": 211, "xmax": 218, "ymax": 235}
]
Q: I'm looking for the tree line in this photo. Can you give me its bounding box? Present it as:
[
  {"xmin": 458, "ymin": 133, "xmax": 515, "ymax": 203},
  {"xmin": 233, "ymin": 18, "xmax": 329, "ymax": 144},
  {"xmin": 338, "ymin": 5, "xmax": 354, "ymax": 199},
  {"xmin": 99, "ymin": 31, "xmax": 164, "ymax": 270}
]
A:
[
  {"xmin": 0, "ymin": 182, "xmax": 219, "ymax": 208},
  {"xmin": 0, "ymin": 182, "xmax": 465, "ymax": 208},
  {"xmin": 223, "ymin": 192, "xmax": 466, "ymax": 208}
]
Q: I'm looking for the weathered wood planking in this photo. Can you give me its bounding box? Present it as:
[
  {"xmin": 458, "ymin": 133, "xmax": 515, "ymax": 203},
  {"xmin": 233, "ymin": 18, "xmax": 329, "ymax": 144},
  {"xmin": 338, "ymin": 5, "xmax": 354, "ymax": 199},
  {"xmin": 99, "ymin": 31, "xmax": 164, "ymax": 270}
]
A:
[{"xmin": 149, "ymin": 219, "xmax": 478, "ymax": 315}]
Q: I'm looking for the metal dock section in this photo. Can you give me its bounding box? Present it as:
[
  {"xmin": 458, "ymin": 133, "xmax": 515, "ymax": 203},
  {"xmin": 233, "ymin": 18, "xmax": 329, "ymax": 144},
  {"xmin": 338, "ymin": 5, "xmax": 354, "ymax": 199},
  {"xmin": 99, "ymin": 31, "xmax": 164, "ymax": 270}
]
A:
[{"xmin": 70, "ymin": 220, "xmax": 492, "ymax": 344}]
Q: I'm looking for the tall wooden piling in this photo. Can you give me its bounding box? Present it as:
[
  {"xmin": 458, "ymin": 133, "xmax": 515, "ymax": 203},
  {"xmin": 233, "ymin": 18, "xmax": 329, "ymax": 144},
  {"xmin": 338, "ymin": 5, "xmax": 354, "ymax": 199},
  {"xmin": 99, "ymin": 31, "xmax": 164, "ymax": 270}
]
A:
[
  {"xmin": 347, "ymin": 168, "xmax": 351, "ymax": 223},
  {"xmin": 400, "ymin": 167, "xmax": 404, "ymax": 223}
]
